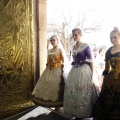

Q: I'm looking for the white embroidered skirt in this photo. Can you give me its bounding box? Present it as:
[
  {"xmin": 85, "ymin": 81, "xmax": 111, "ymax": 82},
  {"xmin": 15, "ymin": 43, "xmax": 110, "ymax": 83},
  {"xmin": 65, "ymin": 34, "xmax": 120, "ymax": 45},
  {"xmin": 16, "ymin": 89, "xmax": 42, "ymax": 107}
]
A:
[
  {"xmin": 63, "ymin": 64, "xmax": 94, "ymax": 118},
  {"xmin": 32, "ymin": 67, "xmax": 64, "ymax": 107}
]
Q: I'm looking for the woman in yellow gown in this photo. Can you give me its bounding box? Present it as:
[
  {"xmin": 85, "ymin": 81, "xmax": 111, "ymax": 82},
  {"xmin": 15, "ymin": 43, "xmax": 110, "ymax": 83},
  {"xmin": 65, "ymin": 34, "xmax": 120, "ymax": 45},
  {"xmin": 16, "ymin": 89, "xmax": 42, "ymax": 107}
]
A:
[{"xmin": 32, "ymin": 35, "xmax": 65, "ymax": 108}]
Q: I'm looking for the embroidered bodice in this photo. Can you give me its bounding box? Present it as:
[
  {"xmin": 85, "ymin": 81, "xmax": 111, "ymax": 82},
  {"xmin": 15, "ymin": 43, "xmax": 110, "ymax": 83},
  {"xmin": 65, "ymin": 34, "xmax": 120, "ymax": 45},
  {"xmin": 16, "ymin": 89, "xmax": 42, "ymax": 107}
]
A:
[
  {"xmin": 47, "ymin": 48, "xmax": 64, "ymax": 69},
  {"xmin": 104, "ymin": 47, "xmax": 120, "ymax": 79},
  {"xmin": 71, "ymin": 43, "xmax": 93, "ymax": 67}
]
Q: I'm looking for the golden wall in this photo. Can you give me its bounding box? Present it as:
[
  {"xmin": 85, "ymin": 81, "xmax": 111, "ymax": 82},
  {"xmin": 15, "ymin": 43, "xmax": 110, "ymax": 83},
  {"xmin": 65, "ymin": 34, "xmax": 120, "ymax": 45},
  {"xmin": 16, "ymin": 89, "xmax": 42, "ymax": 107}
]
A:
[{"xmin": 0, "ymin": 0, "xmax": 34, "ymax": 118}]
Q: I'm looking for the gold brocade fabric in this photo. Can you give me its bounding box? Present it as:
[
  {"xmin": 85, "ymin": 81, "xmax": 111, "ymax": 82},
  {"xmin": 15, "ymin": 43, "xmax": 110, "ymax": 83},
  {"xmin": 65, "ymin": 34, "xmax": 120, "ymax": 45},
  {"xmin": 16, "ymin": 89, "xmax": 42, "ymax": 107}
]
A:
[
  {"xmin": 109, "ymin": 57, "xmax": 120, "ymax": 79},
  {"xmin": 47, "ymin": 52, "xmax": 63, "ymax": 69},
  {"xmin": 0, "ymin": 0, "xmax": 34, "ymax": 118}
]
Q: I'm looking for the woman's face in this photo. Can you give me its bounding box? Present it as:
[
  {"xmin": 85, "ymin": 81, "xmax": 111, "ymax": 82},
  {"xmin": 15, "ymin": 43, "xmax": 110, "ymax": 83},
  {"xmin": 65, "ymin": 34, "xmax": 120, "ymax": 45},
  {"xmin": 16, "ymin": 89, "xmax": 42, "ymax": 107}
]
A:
[
  {"xmin": 110, "ymin": 32, "xmax": 120, "ymax": 46},
  {"xmin": 50, "ymin": 36, "xmax": 58, "ymax": 47},
  {"xmin": 72, "ymin": 31, "xmax": 81, "ymax": 42}
]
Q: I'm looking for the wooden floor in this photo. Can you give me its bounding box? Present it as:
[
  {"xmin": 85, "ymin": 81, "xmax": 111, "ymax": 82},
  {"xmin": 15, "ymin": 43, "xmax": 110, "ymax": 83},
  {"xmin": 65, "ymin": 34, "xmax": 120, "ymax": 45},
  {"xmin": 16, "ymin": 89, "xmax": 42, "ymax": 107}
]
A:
[{"xmin": 5, "ymin": 106, "xmax": 93, "ymax": 120}]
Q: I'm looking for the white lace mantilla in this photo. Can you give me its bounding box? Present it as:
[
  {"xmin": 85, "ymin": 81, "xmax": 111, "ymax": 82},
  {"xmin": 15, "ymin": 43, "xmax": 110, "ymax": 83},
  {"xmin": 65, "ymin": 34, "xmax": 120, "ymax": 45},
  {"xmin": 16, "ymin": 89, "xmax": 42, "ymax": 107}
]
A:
[
  {"xmin": 48, "ymin": 47, "xmax": 61, "ymax": 55},
  {"xmin": 72, "ymin": 43, "xmax": 88, "ymax": 55},
  {"xmin": 72, "ymin": 43, "xmax": 93, "ymax": 62}
]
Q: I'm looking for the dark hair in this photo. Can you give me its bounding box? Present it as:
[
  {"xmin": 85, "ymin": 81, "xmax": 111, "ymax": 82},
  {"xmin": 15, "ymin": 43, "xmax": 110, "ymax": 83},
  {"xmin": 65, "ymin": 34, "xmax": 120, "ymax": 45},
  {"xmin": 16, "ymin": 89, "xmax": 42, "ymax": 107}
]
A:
[
  {"xmin": 110, "ymin": 27, "xmax": 120, "ymax": 36},
  {"xmin": 72, "ymin": 28, "xmax": 82, "ymax": 35}
]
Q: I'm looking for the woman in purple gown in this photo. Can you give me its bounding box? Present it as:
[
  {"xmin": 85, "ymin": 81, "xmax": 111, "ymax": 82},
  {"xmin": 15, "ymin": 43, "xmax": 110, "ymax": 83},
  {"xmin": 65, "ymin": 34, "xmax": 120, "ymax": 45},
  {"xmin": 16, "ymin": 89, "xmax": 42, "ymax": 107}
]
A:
[{"xmin": 64, "ymin": 28, "xmax": 94, "ymax": 119}]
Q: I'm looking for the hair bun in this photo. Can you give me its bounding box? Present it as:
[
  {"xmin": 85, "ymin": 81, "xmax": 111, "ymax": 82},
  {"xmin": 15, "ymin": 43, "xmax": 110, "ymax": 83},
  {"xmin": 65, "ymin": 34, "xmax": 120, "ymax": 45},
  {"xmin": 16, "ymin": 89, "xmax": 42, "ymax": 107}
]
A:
[
  {"xmin": 110, "ymin": 26, "xmax": 120, "ymax": 36},
  {"xmin": 113, "ymin": 26, "xmax": 119, "ymax": 31}
]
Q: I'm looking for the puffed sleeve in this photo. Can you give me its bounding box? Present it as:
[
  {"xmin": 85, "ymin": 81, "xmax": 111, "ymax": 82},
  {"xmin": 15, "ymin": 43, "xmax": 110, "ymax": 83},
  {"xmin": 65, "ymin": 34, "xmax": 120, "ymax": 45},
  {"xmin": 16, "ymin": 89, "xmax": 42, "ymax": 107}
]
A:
[
  {"xmin": 102, "ymin": 49, "xmax": 110, "ymax": 76},
  {"xmin": 84, "ymin": 45, "xmax": 93, "ymax": 62},
  {"xmin": 60, "ymin": 49, "xmax": 64, "ymax": 63}
]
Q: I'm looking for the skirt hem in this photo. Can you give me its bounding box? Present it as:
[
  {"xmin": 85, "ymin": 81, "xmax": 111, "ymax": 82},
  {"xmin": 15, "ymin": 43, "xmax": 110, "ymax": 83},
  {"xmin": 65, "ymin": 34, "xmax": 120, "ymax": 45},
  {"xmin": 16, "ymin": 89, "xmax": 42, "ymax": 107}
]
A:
[{"xmin": 32, "ymin": 96, "xmax": 63, "ymax": 107}]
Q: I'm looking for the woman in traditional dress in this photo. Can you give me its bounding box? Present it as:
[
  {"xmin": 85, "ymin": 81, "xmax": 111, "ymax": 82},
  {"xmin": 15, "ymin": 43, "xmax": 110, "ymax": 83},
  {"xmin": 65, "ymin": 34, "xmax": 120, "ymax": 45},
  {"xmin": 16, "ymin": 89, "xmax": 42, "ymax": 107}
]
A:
[
  {"xmin": 93, "ymin": 27, "xmax": 120, "ymax": 120},
  {"xmin": 63, "ymin": 28, "xmax": 94, "ymax": 119},
  {"xmin": 32, "ymin": 35, "xmax": 65, "ymax": 108}
]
